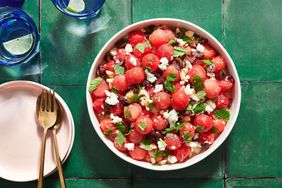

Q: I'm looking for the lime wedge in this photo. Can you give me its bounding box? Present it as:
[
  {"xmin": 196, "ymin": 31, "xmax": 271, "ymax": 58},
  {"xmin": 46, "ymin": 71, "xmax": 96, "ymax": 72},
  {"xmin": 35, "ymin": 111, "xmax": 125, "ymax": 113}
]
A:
[
  {"xmin": 66, "ymin": 0, "xmax": 85, "ymax": 13},
  {"xmin": 3, "ymin": 34, "xmax": 34, "ymax": 55}
]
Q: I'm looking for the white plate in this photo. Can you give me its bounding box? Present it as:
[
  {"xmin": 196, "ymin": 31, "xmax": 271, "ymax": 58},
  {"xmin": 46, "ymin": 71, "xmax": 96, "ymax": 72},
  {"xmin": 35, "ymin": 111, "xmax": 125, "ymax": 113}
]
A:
[{"xmin": 0, "ymin": 81, "xmax": 75, "ymax": 182}]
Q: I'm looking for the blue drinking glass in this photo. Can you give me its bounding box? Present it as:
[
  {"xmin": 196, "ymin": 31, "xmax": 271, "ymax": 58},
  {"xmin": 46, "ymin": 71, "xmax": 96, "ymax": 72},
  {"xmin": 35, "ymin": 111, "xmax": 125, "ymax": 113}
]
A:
[
  {"xmin": 0, "ymin": 7, "xmax": 40, "ymax": 66},
  {"xmin": 51, "ymin": 0, "xmax": 105, "ymax": 19}
]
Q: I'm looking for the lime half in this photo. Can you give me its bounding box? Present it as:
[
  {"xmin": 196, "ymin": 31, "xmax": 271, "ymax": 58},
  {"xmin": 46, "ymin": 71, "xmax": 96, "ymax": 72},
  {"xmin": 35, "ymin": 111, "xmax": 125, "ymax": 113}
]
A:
[
  {"xmin": 66, "ymin": 0, "xmax": 85, "ymax": 13},
  {"xmin": 3, "ymin": 34, "xmax": 34, "ymax": 55}
]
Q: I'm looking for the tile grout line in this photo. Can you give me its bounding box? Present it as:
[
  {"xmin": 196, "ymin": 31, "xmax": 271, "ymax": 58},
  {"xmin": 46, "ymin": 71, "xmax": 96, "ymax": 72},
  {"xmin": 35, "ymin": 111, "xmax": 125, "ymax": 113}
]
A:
[{"xmin": 38, "ymin": 0, "xmax": 42, "ymax": 84}]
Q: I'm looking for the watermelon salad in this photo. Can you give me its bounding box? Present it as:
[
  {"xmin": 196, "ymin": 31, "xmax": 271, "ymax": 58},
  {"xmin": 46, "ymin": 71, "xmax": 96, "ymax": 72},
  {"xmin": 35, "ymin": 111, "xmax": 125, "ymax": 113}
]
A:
[{"xmin": 89, "ymin": 25, "xmax": 234, "ymax": 165}]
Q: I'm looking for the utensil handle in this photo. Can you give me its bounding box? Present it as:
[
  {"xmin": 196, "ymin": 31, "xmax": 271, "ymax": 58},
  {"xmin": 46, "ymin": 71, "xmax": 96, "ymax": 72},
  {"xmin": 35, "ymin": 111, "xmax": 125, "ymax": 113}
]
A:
[
  {"xmin": 38, "ymin": 128, "xmax": 48, "ymax": 188},
  {"xmin": 52, "ymin": 130, "xmax": 66, "ymax": 188}
]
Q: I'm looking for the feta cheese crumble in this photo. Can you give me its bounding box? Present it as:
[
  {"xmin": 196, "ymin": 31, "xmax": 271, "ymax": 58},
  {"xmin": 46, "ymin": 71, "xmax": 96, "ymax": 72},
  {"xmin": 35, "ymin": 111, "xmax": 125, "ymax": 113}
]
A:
[
  {"xmin": 129, "ymin": 56, "xmax": 137, "ymax": 66},
  {"xmin": 187, "ymin": 141, "xmax": 202, "ymax": 154},
  {"xmin": 157, "ymin": 138, "xmax": 167, "ymax": 151},
  {"xmin": 184, "ymin": 59, "xmax": 193, "ymax": 70},
  {"xmin": 139, "ymin": 87, "xmax": 153, "ymax": 110},
  {"xmin": 205, "ymin": 100, "xmax": 216, "ymax": 113},
  {"xmin": 105, "ymin": 90, "xmax": 119, "ymax": 105},
  {"xmin": 110, "ymin": 49, "xmax": 117, "ymax": 56},
  {"xmin": 167, "ymin": 155, "xmax": 178, "ymax": 164},
  {"xmin": 145, "ymin": 70, "xmax": 157, "ymax": 83},
  {"xmin": 124, "ymin": 143, "xmax": 135, "ymax": 151},
  {"xmin": 110, "ymin": 113, "xmax": 122, "ymax": 123},
  {"xmin": 163, "ymin": 109, "xmax": 179, "ymax": 127},
  {"xmin": 184, "ymin": 84, "xmax": 195, "ymax": 95},
  {"xmin": 124, "ymin": 43, "xmax": 133, "ymax": 54},
  {"xmin": 159, "ymin": 57, "xmax": 169, "ymax": 70},
  {"xmin": 176, "ymin": 38, "xmax": 186, "ymax": 46},
  {"xmin": 153, "ymin": 84, "xmax": 163, "ymax": 93},
  {"xmin": 196, "ymin": 43, "xmax": 205, "ymax": 53},
  {"xmin": 140, "ymin": 143, "xmax": 157, "ymax": 151}
]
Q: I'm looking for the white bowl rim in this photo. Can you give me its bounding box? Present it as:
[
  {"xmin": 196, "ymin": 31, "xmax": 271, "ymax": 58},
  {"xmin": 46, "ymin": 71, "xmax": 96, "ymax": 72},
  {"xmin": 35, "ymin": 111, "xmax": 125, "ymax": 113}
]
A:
[{"xmin": 86, "ymin": 18, "xmax": 241, "ymax": 171}]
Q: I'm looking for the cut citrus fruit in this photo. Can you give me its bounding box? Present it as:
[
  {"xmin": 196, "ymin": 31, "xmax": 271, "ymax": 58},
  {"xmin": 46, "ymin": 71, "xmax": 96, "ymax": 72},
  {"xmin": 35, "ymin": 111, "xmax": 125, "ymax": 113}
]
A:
[
  {"xmin": 66, "ymin": 0, "xmax": 85, "ymax": 13},
  {"xmin": 3, "ymin": 34, "xmax": 34, "ymax": 55}
]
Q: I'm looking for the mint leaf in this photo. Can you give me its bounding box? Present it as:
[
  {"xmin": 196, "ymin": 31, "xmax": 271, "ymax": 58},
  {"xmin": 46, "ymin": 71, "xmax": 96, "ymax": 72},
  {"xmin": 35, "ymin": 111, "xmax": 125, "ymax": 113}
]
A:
[
  {"xmin": 183, "ymin": 35, "xmax": 191, "ymax": 43},
  {"xmin": 214, "ymin": 108, "xmax": 230, "ymax": 120},
  {"xmin": 164, "ymin": 73, "xmax": 176, "ymax": 92},
  {"xmin": 196, "ymin": 91, "xmax": 206, "ymax": 99},
  {"xmin": 139, "ymin": 121, "xmax": 147, "ymax": 131},
  {"xmin": 116, "ymin": 133, "xmax": 126, "ymax": 147},
  {"xmin": 124, "ymin": 107, "xmax": 131, "ymax": 118},
  {"xmin": 193, "ymin": 103, "xmax": 206, "ymax": 114},
  {"xmin": 114, "ymin": 64, "xmax": 125, "ymax": 74},
  {"xmin": 168, "ymin": 39, "xmax": 176, "ymax": 44},
  {"xmin": 142, "ymin": 66, "xmax": 152, "ymax": 72},
  {"xmin": 192, "ymin": 75, "xmax": 205, "ymax": 91},
  {"xmin": 141, "ymin": 139, "xmax": 152, "ymax": 146},
  {"xmin": 195, "ymin": 125, "xmax": 204, "ymax": 132},
  {"xmin": 136, "ymin": 43, "xmax": 145, "ymax": 53},
  {"xmin": 182, "ymin": 131, "xmax": 190, "ymax": 141},
  {"xmin": 165, "ymin": 121, "xmax": 184, "ymax": 133},
  {"xmin": 104, "ymin": 129, "xmax": 112, "ymax": 135},
  {"xmin": 202, "ymin": 59, "xmax": 213, "ymax": 66},
  {"xmin": 89, "ymin": 77, "xmax": 102, "ymax": 92},
  {"xmin": 128, "ymin": 93, "xmax": 142, "ymax": 103},
  {"xmin": 173, "ymin": 46, "xmax": 186, "ymax": 57},
  {"xmin": 146, "ymin": 40, "xmax": 152, "ymax": 48},
  {"xmin": 115, "ymin": 122, "xmax": 126, "ymax": 132}
]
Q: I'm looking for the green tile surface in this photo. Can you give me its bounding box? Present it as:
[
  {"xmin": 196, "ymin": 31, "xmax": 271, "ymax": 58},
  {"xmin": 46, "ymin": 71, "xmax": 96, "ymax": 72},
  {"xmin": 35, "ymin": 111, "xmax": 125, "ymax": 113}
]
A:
[
  {"xmin": 133, "ymin": 179, "xmax": 223, "ymax": 188},
  {"xmin": 226, "ymin": 178, "xmax": 282, "ymax": 188},
  {"xmin": 226, "ymin": 83, "xmax": 282, "ymax": 177},
  {"xmin": 224, "ymin": 0, "xmax": 282, "ymax": 81},
  {"xmin": 41, "ymin": 0, "xmax": 131, "ymax": 85},
  {"xmin": 1, "ymin": 0, "xmax": 282, "ymax": 187},
  {"xmin": 133, "ymin": 0, "xmax": 222, "ymax": 41}
]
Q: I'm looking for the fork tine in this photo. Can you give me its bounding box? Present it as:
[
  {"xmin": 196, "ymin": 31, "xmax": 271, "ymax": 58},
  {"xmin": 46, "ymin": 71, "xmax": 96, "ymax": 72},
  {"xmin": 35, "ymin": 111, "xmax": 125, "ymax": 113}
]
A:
[
  {"xmin": 43, "ymin": 90, "xmax": 47, "ymax": 111},
  {"xmin": 47, "ymin": 90, "xmax": 52, "ymax": 112},
  {"xmin": 39, "ymin": 90, "xmax": 45, "ymax": 111},
  {"xmin": 52, "ymin": 90, "xmax": 57, "ymax": 112}
]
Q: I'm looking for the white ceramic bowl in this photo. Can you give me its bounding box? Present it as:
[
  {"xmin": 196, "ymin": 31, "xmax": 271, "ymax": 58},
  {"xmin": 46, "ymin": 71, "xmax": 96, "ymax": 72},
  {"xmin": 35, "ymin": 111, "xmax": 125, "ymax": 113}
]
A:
[{"xmin": 86, "ymin": 18, "xmax": 241, "ymax": 171}]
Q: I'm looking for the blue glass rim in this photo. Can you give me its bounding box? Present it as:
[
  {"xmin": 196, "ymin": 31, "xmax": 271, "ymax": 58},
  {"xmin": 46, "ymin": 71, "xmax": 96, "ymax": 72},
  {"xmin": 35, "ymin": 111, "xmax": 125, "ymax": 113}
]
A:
[
  {"xmin": 51, "ymin": 0, "xmax": 105, "ymax": 19},
  {"xmin": 0, "ymin": 6, "xmax": 40, "ymax": 66}
]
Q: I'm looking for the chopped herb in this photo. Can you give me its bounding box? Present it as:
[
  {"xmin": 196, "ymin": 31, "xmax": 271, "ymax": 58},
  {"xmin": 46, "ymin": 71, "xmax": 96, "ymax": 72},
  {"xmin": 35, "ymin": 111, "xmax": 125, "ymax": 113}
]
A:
[
  {"xmin": 111, "ymin": 87, "xmax": 118, "ymax": 93},
  {"xmin": 89, "ymin": 77, "xmax": 102, "ymax": 92},
  {"xmin": 164, "ymin": 73, "xmax": 176, "ymax": 92},
  {"xmin": 202, "ymin": 59, "xmax": 213, "ymax": 66},
  {"xmin": 173, "ymin": 46, "xmax": 186, "ymax": 57},
  {"xmin": 153, "ymin": 150, "xmax": 168, "ymax": 159},
  {"xmin": 116, "ymin": 133, "xmax": 126, "ymax": 147},
  {"xmin": 148, "ymin": 61, "xmax": 153, "ymax": 65},
  {"xmin": 161, "ymin": 130, "xmax": 167, "ymax": 135},
  {"xmin": 114, "ymin": 122, "xmax": 126, "ymax": 132},
  {"xmin": 129, "ymin": 93, "xmax": 142, "ymax": 103},
  {"xmin": 168, "ymin": 39, "xmax": 176, "ymax": 44},
  {"xmin": 147, "ymin": 103, "xmax": 153, "ymax": 111},
  {"xmin": 124, "ymin": 129, "xmax": 132, "ymax": 136},
  {"xmin": 196, "ymin": 125, "xmax": 204, "ymax": 132},
  {"xmin": 139, "ymin": 121, "xmax": 147, "ymax": 131},
  {"xmin": 196, "ymin": 91, "xmax": 206, "ymax": 99},
  {"xmin": 183, "ymin": 35, "xmax": 191, "ymax": 43},
  {"xmin": 194, "ymin": 34, "xmax": 201, "ymax": 39},
  {"xmin": 142, "ymin": 66, "xmax": 152, "ymax": 72},
  {"xmin": 187, "ymin": 104, "xmax": 193, "ymax": 111},
  {"xmin": 211, "ymin": 126, "xmax": 219, "ymax": 134},
  {"xmin": 212, "ymin": 97, "xmax": 218, "ymax": 103},
  {"xmin": 104, "ymin": 129, "xmax": 112, "ymax": 135},
  {"xmin": 193, "ymin": 103, "xmax": 206, "ymax": 114},
  {"xmin": 124, "ymin": 107, "xmax": 131, "ymax": 118},
  {"xmin": 136, "ymin": 43, "xmax": 145, "ymax": 53},
  {"xmin": 192, "ymin": 75, "xmax": 205, "ymax": 91},
  {"xmin": 182, "ymin": 131, "xmax": 190, "ymax": 141},
  {"xmin": 141, "ymin": 139, "xmax": 152, "ymax": 146},
  {"xmin": 214, "ymin": 108, "xmax": 230, "ymax": 120},
  {"xmin": 146, "ymin": 40, "xmax": 152, "ymax": 48},
  {"xmin": 165, "ymin": 121, "xmax": 184, "ymax": 133},
  {"xmin": 114, "ymin": 64, "xmax": 125, "ymax": 74}
]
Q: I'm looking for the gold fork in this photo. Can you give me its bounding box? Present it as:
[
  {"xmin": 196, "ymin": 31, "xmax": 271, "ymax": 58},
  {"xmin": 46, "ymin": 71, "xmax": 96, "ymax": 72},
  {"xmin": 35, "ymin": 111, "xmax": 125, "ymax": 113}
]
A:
[
  {"xmin": 36, "ymin": 90, "xmax": 58, "ymax": 188},
  {"xmin": 51, "ymin": 99, "xmax": 66, "ymax": 188}
]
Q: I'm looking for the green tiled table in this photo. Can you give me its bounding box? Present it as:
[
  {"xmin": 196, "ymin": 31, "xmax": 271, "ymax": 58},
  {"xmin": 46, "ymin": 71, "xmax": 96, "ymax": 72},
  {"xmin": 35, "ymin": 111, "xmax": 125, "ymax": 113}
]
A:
[{"xmin": 1, "ymin": 0, "xmax": 281, "ymax": 187}]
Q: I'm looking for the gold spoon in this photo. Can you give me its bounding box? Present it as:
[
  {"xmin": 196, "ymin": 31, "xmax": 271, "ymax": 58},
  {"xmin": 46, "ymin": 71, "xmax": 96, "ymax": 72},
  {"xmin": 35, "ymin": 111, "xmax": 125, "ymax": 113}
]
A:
[{"xmin": 51, "ymin": 99, "xmax": 66, "ymax": 188}]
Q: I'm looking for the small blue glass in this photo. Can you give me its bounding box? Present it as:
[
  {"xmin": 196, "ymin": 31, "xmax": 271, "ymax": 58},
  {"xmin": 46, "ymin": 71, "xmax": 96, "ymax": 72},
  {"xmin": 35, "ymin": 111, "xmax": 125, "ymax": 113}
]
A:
[
  {"xmin": 0, "ymin": 7, "xmax": 40, "ymax": 66},
  {"xmin": 0, "ymin": 0, "xmax": 25, "ymax": 8},
  {"xmin": 51, "ymin": 0, "xmax": 105, "ymax": 19}
]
